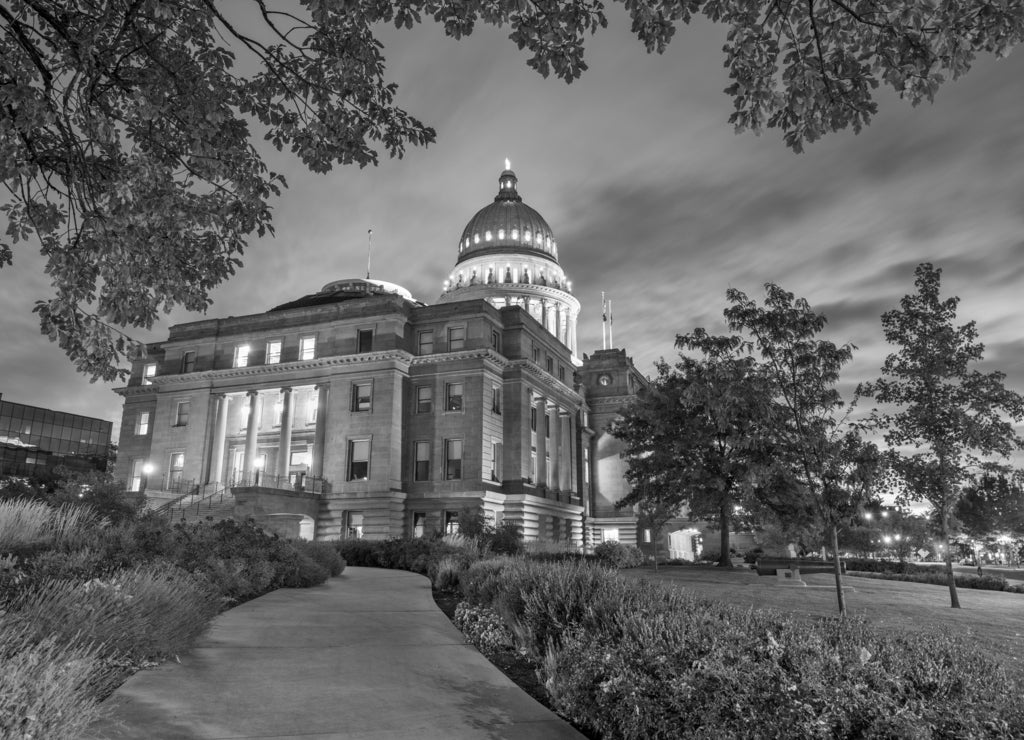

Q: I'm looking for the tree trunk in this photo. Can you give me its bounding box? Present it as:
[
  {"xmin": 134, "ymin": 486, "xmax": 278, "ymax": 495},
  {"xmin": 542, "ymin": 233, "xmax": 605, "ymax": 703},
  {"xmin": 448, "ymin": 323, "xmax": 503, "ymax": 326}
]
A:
[
  {"xmin": 718, "ymin": 505, "xmax": 732, "ymax": 568},
  {"xmin": 653, "ymin": 523, "xmax": 659, "ymax": 571},
  {"xmin": 943, "ymin": 515, "xmax": 961, "ymax": 608},
  {"xmin": 830, "ymin": 524, "xmax": 847, "ymax": 617}
]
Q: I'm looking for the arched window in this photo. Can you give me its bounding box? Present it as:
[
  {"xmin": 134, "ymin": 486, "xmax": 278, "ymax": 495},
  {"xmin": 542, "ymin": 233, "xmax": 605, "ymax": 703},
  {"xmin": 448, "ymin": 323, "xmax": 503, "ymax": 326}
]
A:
[
  {"xmin": 485, "ymin": 230, "xmax": 492, "ymax": 241},
  {"xmin": 524, "ymin": 231, "xmax": 531, "ymax": 243},
  {"xmin": 473, "ymin": 234, "xmax": 480, "ymax": 244},
  {"xmin": 511, "ymin": 228, "xmax": 518, "ymax": 240},
  {"xmin": 498, "ymin": 229, "xmax": 505, "ymax": 239}
]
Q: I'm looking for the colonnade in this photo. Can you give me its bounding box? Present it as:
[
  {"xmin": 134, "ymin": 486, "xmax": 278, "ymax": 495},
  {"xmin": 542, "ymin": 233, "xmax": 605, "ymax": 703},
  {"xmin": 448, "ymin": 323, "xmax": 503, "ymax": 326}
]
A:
[
  {"xmin": 206, "ymin": 383, "xmax": 330, "ymax": 487},
  {"xmin": 531, "ymin": 393, "xmax": 577, "ymax": 495}
]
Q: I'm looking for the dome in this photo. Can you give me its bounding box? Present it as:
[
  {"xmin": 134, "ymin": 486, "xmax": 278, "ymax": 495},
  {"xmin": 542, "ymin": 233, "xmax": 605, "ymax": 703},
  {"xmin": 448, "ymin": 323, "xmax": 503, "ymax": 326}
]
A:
[{"xmin": 456, "ymin": 166, "xmax": 559, "ymax": 266}]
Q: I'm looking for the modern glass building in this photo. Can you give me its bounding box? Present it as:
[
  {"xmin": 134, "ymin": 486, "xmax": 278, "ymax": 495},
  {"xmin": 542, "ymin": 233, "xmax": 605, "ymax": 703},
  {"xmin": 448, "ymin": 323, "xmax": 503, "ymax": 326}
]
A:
[{"xmin": 0, "ymin": 397, "xmax": 113, "ymax": 477}]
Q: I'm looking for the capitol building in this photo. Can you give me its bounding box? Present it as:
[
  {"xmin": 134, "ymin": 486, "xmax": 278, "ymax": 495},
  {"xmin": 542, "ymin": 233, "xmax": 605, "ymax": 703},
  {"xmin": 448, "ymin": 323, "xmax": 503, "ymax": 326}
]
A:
[{"xmin": 114, "ymin": 165, "xmax": 700, "ymax": 553}]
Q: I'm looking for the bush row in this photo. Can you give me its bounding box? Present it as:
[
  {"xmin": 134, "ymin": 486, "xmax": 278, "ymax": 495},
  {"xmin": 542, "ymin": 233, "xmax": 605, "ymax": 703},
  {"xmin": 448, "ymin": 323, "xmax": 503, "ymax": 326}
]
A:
[
  {"xmin": 848, "ymin": 569, "xmax": 1024, "ymax": 593},
  {"xmin": 0, "ymin": 499, "xmax": 345, "ymax": 738},
  {"xmin": 458, "ymin": 557, "xmax": 1024, "ymax": 739}
]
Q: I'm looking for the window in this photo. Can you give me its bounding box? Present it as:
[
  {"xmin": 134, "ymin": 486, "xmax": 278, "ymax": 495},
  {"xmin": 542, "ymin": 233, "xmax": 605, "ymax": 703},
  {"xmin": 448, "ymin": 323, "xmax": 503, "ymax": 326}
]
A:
[
  {"xmin": 491, "ymin": 440, "xmax": 502, "ymax": 482},
  {"xmin": 445, "ymin": 382, "xmax": 463, "ymax": 412},
  {"xmin": 348, "ymin": 439, "xmax": 370, "ymax": 480},
  {"xmin": 583, "ymin": 446, "xmax": 591, "ymax": 484},
  {"xmin": 168, "ymin": 452, "xmax": 185, "ymax": 487},
  {"xmin": 414, "ymin": 441, "xmax": 430, "ymax": 481},
  {"xmin": 532, "ymin": 346, "xmax": 541, "ymax": 363},
  {"xmin": 299, "ymin": 335, "xmax": 316, "ymax": 360},
  {"xmin": 545, "ymin": 413, "xmax": 550, "ymax": 438},
  {"xmin": 174, "ymin": 401, "xmax": 190, "ymax": 427},
  {"xmin": 290, "ymin": 449, "xmax": 311, "ymax": 467},
  {"xmin": 307, "ymin": 390, "xmax": 318, "ymax": 424},
  {"xmin": 491, "ymin": 386, "xmax": 501, "ymax": 415},
  {"xmin": 143, "ymin": 363, "xmax": 157, "ymax": 385},
  {"xmin": 233, "ymin": 345, "xmax": 250, "ymax": 368},
  {"xmin": 558, "ymin": 366, "xmax": 566, "ymax": 382},
  {"xmin": 546, "ymin": 357, "xmax": 554, "ymax": 373},
  {"xmin": 444, "ymin": 510, "xmax": 460, "ymax": 534},
  {"xmin": 130, "ymin": 459, "xmax": 144, "ymax": 492},
  {"xmin": 529, "ymin": 450, "xmax": 537, "ymax": 484},
  {"xmin": 530, "ymin": 406, "xmax": 537, "ymax": 432},
  {"xmin": 412, "ymin": 512, "xmax": 426, "ymax": 538},
  {"xmin": 416, "ymin": 385, "xmax": 433, "ymax": 414},
  {"xmin": 351, "ymin": 382, "xmax": 372, "ymax": 412},
  {"xmin": 180, "ymin": 351, "xmax": 196, "ymax": 374},
  {"xmin": 604, "ymin": 527, "xmax": 620, "ymax": 542},
  {"xmin": 447, "ymin": 326, "xmax": 465, "ymax": 351},
  {"xmin": 546, "ymin": 453, "xmax": 552, "ymax": 487},
  {"xmin": 266, "ymin": 340, "xmax": 282, "ymax": 364},
  {"xmin": 356, "ymin": 329, "xmax": 373, "ymax": 353},
  {"xmin": 418, "ymin": 330, "xmax": 434, "ymax": 354},
  {"xmin": 643, "ymin": 529, "xmax": 652, "ymax": 543},
  {"xmin": 135, "ymin": 411, "xmax": 150, "ymax": 436},
  {"xmin": 444, "ymin": 439, "xmax": 462, "ymax": 480},
  {"xmin": 491, "ymin": 330, "xmax": 500, "ymax": 351},
  {"xmin": 345, "ymin": 511, "xmax": 364, "ymax": 539}
]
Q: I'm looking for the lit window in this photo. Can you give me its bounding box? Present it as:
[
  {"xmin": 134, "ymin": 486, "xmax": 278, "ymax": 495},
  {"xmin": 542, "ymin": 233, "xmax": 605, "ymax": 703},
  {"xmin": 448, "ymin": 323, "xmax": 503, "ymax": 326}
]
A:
[
  {"xmin": 290, "ymin": 449, "xmax": 311, "ymax": 467},
  {"xmin": 233, "ymin": 345, "xmax": 250, "ymax": 368},
  {"xmin": 498, "ymin": 229, "xmax": 505, "ymax": 239},
  {"xmin": 492, "ymin": 386, "xmax": 501, "ymax": 415},
  {"xmin": 444, "ymin": 510, "xmax": 460, "ymax": 534},
  {"xmin": 546, "ymin": 236, "xmax": 551, "ymax": 249},
  {"xmin": 180, "ymin": 351, "xmax": 196, "ymax": 374},
  {"xmin": 485, "ymin": 230, "xmax": 492, "ymax": 241},
  {"xmin": 414, "ymin": 441, "xmax": 430, "ymax": 481},
  {"xmin": 491, "ymin": 440, "xmax": 502, "ymax": 482},
  {"xmin": 416, "ymin": 386, "xmax": 433, "ymax": 414},
  {"xmin": 511, "ymin": 228, "xmax": 518, "ymax": 240},
  {"xmin": 169, "ymin": 452, "xmax": 185, "ymax": 487},
  {"xmin": 266, "ymin": 340, "xmax": 282, "ymax": 364},
  {"xmin": 464, "ymin": 238, "xmax": 470, "ymax": 247},
  {"xmin": 142, "ymin": 363, "xmax": 157, "ymax": 385},
  {"xmin": 584, "ymin": 446, "xmax": 591, "ymax": 484},
  {"xmin": 307, "ymin": 390, "xmax": 318, "ymax": 424},
  {"xmin": 447, "ymin": 326, "xmax": 465, "ymax": 351},
  {"xmin": 446, "ymin": 383, "xmax": 463, "ymax": 412},
  {"xmin": 299, "ymin": 335, "xmax": 316, "ymax": 360},
  {"xmin": 357, "ymin": 329, "xmax": 373, "ymax": 353},
  {"xmin": 348, "ymin": 439, "xmax": 370, "ymax": 480},
  {"xmin": 412, "ymin": 512, "xmax": 426, "ymax": 538},
  {"xmin": 418, "ymin": 330, "xmax": 434, "ymax": 354},
  {"xmin": 345, "ymin": 511, "xmax": 364, "ymax": 539},
  {"xmin": 524, "ymin": 231, "xmax": 531, "ymax": 242},
  {"xmin": 444, "ymin": 439, "xmax": 463, "ymax": 480},
  {"xmin": 135, "ymin": 411, "xmax": 150, "ymax": 436},
  {"xmin": 351, "ymin": 382, "xmax": 371, "ymax": 412},
  {"xmin": 473, "ymin": 234, "xmax": 480, "ymax": 244},
  {"xmin": 174, "ymin": 401, "xmax": 190, "ymax": 427}
]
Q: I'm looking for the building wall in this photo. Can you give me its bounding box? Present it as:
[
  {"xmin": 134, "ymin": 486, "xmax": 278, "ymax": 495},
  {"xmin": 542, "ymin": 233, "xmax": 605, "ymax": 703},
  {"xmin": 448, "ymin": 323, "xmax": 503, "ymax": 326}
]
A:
[{"xmin": 0, "ymin": 400, "xmax": 112, "ymax": 478}]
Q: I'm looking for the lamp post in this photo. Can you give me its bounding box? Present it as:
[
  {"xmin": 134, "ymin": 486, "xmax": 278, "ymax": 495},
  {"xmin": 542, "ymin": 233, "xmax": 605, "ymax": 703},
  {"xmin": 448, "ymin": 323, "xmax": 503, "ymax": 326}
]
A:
[{"xmin": 140, "ymin": 463, "xmax": 154, "ymax": 497}]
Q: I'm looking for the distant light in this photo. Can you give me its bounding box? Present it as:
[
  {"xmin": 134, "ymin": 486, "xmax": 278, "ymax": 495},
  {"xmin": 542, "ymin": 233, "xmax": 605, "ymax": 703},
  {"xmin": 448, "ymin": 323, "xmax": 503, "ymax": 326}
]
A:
[
  {"xmin": 505, "ymin": 157, "xmax": 511, "ymax": 170},
  {"xmin": 142, "ymin": 463, "xmax": 154, "ymax": 474}
]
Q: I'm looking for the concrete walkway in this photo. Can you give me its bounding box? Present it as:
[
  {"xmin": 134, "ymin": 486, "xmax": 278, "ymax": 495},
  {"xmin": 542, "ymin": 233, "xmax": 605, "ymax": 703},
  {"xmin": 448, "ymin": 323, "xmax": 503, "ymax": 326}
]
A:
[{"xmin": 88, "ymin": 567, "xmax": 584, "ymax": 740}]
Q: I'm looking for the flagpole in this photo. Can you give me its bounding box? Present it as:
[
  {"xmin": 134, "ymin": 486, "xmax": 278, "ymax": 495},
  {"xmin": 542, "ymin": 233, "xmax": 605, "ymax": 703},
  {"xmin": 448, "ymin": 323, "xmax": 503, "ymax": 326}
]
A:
[
  {"xmin": 366, "ymin": 229, "xmax": 373, "ymax": 279},
  {"xmin": 608, "ymin": 299, "xmax": 614, "ymax": 349},
  {"xmin": 601, "ymin": 291, "xmax": 607, "ymax": 350}
]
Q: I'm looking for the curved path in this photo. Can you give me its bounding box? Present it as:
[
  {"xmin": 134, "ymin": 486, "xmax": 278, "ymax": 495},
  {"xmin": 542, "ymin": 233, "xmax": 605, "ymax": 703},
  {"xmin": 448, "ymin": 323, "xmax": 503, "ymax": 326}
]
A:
[{"xmin": 88, "ymin": 567, "xmax": 583, "ymax": 739}]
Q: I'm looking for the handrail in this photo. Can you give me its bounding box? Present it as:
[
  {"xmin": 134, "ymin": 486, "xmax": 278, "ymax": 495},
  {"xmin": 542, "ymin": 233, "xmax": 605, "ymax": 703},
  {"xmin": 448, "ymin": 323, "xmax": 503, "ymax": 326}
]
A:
[{"xmin": 232, "ymin": 472, "xmax": 332, "ymax": 494}]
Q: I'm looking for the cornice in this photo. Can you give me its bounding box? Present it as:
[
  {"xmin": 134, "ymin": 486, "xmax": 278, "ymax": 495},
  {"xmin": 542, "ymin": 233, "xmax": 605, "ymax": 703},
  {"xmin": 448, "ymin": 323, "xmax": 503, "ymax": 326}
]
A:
[
  {"xmin": 409, "ymin": 348, "xmax": 509, "ymax": 369},
  {"xmin": 507, "ymin": 359, "xmax": 583, "ymax": 405}
]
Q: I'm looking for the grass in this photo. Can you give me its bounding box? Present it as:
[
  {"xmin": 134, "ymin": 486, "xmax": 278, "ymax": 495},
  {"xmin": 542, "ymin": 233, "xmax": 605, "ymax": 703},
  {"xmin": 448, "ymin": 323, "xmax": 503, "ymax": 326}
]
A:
[{"xmin": 621, "ymin": 564, "xmax": 1024, "ymax": 679}]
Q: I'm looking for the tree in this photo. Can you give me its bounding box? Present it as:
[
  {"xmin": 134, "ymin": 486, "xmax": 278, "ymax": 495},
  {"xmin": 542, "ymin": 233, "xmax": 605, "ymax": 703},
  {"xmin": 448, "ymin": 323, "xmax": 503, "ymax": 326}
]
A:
[
  {"xmin": 4, "ymin": 3, "xmax": 1022, "ymax": 379},
  {"xmin": 725, "ymin": 283, "xmax": 880, "ymax": 615},
  {"xmin": 955, "ymin": 472, "xmax": 1024, "ymax": 573},
  {"xmin": 858, "ymin": 263, "xmax": 1024, "ymax": 608},
  {"xmin": 611, "ymin": 330, "xmax": 773, "ymax": 568}
]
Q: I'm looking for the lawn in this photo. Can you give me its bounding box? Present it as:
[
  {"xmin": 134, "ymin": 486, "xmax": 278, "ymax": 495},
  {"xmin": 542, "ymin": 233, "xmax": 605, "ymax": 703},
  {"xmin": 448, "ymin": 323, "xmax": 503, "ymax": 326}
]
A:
[{"xmin": 620, "ymin": 565, "xmax": 1024, "ymax": 679}]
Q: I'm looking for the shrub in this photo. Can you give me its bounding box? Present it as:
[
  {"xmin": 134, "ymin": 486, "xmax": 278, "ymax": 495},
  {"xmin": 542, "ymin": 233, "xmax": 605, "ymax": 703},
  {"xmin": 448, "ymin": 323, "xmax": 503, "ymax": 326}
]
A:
[
  {"xmin": 0, "ymin": 625, "xmax": 108, "ymax": 740},
  {"xmin": 592, "ymin": 540, "xmax": 645, "ymax": 568},
  {"xmin": 453, "ymin": 602, "xmax": 514, "ymax": 654},
  {"xmin": 5, "ymin": 562, "xmax": 221, "ymax": 665},
  {"xmin": 291, "ymin": 540, "xmax": 345, "ymax": 576},
  {"xmin": 459, "ymin": 557, "xmax": 517, "ymax": 606},
  {"xmin": 466, "ymin": 559, "xmax": 1024, "ymax": 739},
  {"xmin": 0, "ymin": 499, "xmax": 103, "ymax": 555},
  {"xmin": 848, "ymin": 570, "xmax": 1024, "ymax": 593},
  {"xmin": 743, "ymin": 547, "xmax": 765, "ymax": 564},
  {"xmin": 432, "ymin": 554, "xmax": 471, "ymax": 592},
  {"xmin": 844, "ymin": 557, "xmax": 924, "ymax": 575},
  {"xmin": 274, "ymin": 549, "xmax": 330, "ymax": 588},
  {"xmin": 484, "ymin": 522, "xmax": 525, "ymax": 556},
  {"xmin": 336, "ymin": 539, "xmax": 382, "ymax": 567}
]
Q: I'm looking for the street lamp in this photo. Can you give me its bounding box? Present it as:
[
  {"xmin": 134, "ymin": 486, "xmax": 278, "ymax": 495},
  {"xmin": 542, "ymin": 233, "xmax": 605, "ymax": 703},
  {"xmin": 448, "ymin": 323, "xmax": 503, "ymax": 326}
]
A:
[
  {"xmin": 140, "ymin": 463, "xmax": 154, "ymax": 497},
  {"xmin": 253, "ymin": 457, "xmax": 263, "ymax": 486}
]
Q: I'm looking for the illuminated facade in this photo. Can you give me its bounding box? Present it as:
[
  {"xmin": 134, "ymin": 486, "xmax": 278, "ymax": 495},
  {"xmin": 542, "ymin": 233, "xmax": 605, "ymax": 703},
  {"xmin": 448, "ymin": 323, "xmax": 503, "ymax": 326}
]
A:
[{"xmin": 113, "ymin": 166, "xmax": 657, "ymax": 547}]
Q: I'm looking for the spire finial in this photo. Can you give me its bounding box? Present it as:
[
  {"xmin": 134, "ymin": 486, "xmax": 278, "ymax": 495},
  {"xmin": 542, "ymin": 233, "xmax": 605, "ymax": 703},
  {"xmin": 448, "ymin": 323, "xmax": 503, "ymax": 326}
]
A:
[{"xmin": 504, "ymin": 157, "xmax": 511, "ymax": 171}]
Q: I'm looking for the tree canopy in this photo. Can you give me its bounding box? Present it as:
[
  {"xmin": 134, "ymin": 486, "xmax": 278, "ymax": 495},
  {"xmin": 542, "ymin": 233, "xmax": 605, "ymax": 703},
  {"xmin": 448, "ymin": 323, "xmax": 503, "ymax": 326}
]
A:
[
  {"xmin": 3, "ymin": 1, "xmax": 1022, "ymax": 379},
  {"xmin": 858, "ymin": 263, "xmax": 1024, "ymax": 607}
]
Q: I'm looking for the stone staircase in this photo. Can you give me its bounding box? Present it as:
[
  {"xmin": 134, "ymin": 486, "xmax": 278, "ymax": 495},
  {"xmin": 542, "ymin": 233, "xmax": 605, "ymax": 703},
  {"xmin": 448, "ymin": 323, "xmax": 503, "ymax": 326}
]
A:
[{"xmin": 162, "ymin": 485, "xmax": 237, "ymax": 525}]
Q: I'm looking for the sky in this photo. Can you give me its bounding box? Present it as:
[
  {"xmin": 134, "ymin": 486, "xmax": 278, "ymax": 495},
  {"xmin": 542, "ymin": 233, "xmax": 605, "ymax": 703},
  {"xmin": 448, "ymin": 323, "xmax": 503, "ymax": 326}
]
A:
[{"xmin": 2, "ymin": 9, "xmax": 1023, "ymax": 453}]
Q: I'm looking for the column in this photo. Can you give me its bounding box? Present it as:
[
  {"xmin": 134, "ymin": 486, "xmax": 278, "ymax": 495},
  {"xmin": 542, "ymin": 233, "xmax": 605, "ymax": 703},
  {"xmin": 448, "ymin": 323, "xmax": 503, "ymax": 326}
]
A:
[
  {"xmin": 554, "ymin": 305, "xmax": 562, "ymax": 344},
  {"xmin": 242, "ymin": 390, "xmax": 259, "ymax": 480},
  {"xmin": 566, "ymin": 412, "xmax": 577, "ymax": 495},
  {"xmin": 312, "ymin": 383, "xmax": 330, "ymax": 479},
  {"xmin": 276, "ymin": 386, "xmax": 294, "ymax": 480},
  {"xmin": 535, "ymin": 396, "xmax": 547, "ymax": 493},
  {"xmin": 551, "ymin": 404, "xmax": 561, "ymax": 493},
  {"xmin": 208, "ymin": 393, "xmax": 229, "ymax": 486}
]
